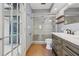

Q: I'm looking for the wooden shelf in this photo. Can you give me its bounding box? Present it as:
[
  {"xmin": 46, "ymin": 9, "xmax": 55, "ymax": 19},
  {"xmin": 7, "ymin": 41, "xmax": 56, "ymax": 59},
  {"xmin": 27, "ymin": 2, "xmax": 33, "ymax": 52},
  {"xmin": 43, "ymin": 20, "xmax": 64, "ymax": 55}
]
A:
[
  {"xmin": 56, "ymin": 15, "xmax": 64, "ymax": 20},
  {"xmin": 56, "ymin": 21, "xmax": 64, "ymax": 24}
]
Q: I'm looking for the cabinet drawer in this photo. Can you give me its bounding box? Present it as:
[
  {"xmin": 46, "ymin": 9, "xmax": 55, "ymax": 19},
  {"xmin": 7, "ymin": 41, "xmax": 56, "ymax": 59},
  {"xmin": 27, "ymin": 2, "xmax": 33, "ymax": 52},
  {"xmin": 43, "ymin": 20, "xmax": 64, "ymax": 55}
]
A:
[
  {"xmin": 63, "ymin": 47, "xmax": 73, "ymax": 56},
  {"xmin": 53, "ymin": 38, "xmax": 62, "ymax": 45},
  {"xmin": 63, "ymin": 41, "xmax": 79, "ymax": 56}
]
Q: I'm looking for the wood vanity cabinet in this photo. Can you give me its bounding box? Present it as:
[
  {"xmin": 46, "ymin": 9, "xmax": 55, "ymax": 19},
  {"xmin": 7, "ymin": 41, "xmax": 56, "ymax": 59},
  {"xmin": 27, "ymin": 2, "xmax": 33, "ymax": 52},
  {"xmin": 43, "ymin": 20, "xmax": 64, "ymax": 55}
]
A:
[
  {"xmin": 63, "ymin": 40, "xmax": 79, "ymax": 56},
  {"xmin": 52, "ymin": 35, "xmax": 63, "ymax": 56},
  {"xmin": 52, "ymin": 34, "xmax": 79, "ymax": 56}
]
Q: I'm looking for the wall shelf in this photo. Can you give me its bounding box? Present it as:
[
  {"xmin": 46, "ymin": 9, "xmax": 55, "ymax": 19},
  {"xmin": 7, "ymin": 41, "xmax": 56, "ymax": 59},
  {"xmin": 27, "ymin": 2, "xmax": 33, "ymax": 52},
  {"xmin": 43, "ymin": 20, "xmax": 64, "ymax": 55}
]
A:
[{"xmin": 56, "ymin": 15, "xmax": 64, "ymax": 20}]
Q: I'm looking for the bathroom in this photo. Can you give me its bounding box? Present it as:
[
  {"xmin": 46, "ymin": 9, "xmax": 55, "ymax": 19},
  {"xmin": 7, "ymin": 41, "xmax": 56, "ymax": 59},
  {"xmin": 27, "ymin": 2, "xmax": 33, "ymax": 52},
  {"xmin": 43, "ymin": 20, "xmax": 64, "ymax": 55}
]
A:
[
  {"xmin": 26, "ymin": 3, "xmax": 79, "ymax": 56},
  {"xmin": 0, "ymin": 3, "xmax": 79, "ymax": 56}
]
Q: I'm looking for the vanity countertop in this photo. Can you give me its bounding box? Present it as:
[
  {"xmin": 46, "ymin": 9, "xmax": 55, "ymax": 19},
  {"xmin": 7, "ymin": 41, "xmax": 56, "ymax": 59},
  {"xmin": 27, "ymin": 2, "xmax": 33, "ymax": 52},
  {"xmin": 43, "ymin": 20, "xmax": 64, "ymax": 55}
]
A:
[{"xmin": 52, "ymin": 32, "xmax": 79, "ymax": 46}]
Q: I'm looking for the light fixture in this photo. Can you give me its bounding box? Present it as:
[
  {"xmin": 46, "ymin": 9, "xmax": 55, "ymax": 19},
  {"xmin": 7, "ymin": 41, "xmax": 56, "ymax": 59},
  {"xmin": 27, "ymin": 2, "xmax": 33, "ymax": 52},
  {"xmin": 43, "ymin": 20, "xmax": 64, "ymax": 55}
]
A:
[
  {"xmin": 39, "ymin": 25, "xmax": 42, "ymax": 29},
  {"xmin": 49, "ymin": 20, "xmax": 52, "ymax": 22},
  {"xmin": 54, "ymin": 8, "xmax": 57, "ymax": 10}
]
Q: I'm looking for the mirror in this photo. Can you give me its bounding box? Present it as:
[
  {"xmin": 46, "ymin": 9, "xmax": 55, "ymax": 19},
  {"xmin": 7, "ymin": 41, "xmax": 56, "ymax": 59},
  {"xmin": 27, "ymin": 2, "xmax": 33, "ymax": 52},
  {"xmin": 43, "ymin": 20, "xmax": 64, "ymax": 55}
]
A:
[
  {"xmin": 64, "ymin": 4, "xmax": 79, "ymax": 24},
  {"xmin": 64, "ymin": 16, "xmax": 79, "ymax": 24}
]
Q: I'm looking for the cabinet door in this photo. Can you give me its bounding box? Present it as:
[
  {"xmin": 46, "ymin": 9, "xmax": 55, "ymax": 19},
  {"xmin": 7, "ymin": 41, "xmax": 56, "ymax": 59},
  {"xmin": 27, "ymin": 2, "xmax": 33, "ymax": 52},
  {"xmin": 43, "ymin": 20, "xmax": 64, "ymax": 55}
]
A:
[
  {"xmin": 63, "ymin": 46, "xmax": 73, "ymax": 56},
  {"xmin": 52, "ymin": 35, "xmax": 63, "ymax": 56}
]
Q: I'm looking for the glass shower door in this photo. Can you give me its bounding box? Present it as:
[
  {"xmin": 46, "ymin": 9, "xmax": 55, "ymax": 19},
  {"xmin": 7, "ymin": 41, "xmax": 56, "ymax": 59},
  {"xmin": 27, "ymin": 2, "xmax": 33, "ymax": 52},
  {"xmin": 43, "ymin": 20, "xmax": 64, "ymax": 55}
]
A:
[{"xmin": 2, "ymin": 3, "xmax": 21, "ymax": 56}]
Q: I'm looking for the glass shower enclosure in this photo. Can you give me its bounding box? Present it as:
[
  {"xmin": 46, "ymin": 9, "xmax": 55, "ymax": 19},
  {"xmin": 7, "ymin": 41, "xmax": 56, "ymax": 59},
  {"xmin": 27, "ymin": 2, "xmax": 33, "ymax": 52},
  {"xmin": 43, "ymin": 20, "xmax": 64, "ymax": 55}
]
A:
[{"xmin": 0, "ymin": 3, "xmax": 21, "ymax": 56}]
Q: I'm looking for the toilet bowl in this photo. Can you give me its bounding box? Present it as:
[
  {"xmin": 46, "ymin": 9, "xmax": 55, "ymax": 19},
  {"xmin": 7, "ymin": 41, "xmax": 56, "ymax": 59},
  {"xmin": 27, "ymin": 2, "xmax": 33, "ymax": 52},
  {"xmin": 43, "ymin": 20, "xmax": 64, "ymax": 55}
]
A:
[{"xmin": 45, "ymin": 38, "xmax": 52, "ymax": 50}]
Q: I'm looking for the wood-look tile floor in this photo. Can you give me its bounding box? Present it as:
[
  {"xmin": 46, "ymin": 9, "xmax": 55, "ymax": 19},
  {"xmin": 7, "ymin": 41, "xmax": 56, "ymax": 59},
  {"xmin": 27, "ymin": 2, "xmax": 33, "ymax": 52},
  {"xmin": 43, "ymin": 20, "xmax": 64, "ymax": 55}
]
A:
[{"xmin": 26, "ymin": 44, "xmax": 55, "ymax": 56}]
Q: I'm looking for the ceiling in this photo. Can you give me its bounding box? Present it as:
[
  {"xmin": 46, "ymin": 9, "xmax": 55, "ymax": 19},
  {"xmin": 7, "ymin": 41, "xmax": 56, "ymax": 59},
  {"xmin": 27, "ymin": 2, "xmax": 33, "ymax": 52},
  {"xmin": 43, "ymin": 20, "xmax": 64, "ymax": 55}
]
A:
[
  {"xmin": 30, "ymin": 3, "xmax": 68, "ymax": 15},
  {"xmin": 64, "ymin": 3, "xmax": 79, "ymax": 16},
  {"xmin": 30, "ymin": 3, "xmax": 52, "ymax": 9},
  {"xmin": 50, "ymin": 3, "xmax": 67, "ymax": 13},
  {"xmin": 68, "ymin": 3, "xmax": 79, "ymax": 8}
]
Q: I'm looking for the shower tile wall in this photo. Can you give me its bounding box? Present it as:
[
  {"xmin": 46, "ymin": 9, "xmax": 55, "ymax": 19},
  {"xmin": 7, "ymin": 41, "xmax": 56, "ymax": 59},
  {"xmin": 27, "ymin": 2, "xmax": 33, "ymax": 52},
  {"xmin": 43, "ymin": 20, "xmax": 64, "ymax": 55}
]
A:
[
  {"xmin": 33, "ymin": 34, "xmax": 52, "ymax": 41},
  {"xmin": 33, "ymin": 16, "xmax": 55, "ymax": 41}
]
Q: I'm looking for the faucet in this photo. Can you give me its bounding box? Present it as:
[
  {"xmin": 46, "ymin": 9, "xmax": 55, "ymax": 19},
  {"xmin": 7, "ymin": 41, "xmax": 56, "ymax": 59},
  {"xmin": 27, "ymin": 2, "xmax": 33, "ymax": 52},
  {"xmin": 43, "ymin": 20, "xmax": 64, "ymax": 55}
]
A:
[{"xmin": 66, "ymin": 29, "xmax": 72, "ymax": 34}]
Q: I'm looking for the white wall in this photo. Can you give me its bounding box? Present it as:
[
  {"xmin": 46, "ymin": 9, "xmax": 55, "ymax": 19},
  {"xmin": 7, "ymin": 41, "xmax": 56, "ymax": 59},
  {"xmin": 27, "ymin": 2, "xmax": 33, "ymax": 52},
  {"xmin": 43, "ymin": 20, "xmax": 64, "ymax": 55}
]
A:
[
  {"xmin": 62, "ymin": 23, "xmax": 79, "ymax": 32},
  {"xmin": 57, "ymin": 23, "xmax": 64, "ymax": 32},
  {"xmin": 20, "ymin": 4, "xmax": 27, "ymax": 55},
  {"xmin": 0, "ymin": 4, "xmax": 3, "ymax": 38},
  {"xmin": 26, "ymin": 4, "xmax": 33, "ymax": 52},
  {"xmin": 56, "ymin": 17, "xmax": 64, "ymax": 32},
  {"xmin": 0, "ymin": 3, "xmax": 3, "ymax": 56}
]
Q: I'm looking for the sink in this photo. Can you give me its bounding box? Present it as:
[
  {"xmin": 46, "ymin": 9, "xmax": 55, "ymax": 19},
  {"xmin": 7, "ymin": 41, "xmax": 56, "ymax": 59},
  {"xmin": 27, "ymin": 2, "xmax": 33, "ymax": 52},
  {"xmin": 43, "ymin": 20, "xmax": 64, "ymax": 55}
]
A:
[
  {"xmin": 71, "ymin": 35, "xmax": 79, "ymax": 39},
  {"xmin": 53, "ymin": 32, "xmax": 79, "ymax": 39},
  {"xmin": 59, "ymin": 33, "xmax": 79, "ymax": 39}
]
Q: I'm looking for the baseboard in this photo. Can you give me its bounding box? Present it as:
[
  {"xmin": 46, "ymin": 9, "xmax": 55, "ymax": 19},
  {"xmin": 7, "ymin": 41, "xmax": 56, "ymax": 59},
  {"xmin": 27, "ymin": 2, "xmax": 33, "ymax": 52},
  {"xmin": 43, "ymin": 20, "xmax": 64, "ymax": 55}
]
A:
[
  {"xmin": 25, "ymin": 41, "xmax": 33, "ymax": 56},
  {"xmin": 26, "ymin": 41, "xmax": 32, "ymax": 51},
  {"xmin": 26, "ymin": 43, "xmax": 33, "ymax": 55},
  {"xmin": 26, "ymin": 41, "xmax": 45, "ymax": 55},
  {"xmin": 32, "ymin": 41, "xmax": 46, "ymax": 44}
]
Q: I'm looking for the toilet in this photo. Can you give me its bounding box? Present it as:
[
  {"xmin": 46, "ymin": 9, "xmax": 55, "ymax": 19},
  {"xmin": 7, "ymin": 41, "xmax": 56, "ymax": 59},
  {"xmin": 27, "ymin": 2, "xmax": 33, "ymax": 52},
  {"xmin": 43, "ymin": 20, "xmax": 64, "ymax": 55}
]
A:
[{"xmin": 45, "ymin": 38, "xmax": 52, "ymax": 50}]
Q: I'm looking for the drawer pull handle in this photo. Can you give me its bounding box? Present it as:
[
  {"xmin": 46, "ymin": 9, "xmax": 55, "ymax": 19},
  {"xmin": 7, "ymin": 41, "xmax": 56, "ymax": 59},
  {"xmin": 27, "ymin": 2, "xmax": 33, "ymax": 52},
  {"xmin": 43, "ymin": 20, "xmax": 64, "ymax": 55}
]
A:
[
  {"xmin": 63, "ymin": 47, "xmax": 73, "ymax": 56},
  {"xmin": 66, "ymin": 46, "xmax": 79, "ymax": 55}
]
